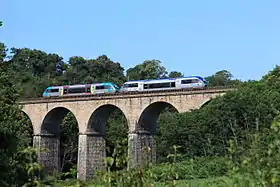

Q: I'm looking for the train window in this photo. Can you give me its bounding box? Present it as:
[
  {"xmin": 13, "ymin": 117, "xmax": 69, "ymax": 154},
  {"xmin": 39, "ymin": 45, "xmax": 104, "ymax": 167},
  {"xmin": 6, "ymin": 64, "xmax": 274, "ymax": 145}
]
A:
[
  {"xmin": 191, "ymin": 79, "xmax": 199, "ymax": 83},
  {"xmin": 146, "ymin": 82, "xmax": 174, "ymax": 89},
  {"xmin": 86, "ymin": 87, "xmax": 91, "ymax": 92},
  {"xmin": 123, "ymin": 83, "xmax": 138, "ymax": 88},
  {"xmin": 144, "ymin": 84, "xmax": 148, "ymax": 89},
  {"xmin": 96, "ymin": 85, "xmax": 105, "ymax": 90},
  {"xmin": 181, "ymin": 79, "xmax": 192, "ymax": 84},
  {"xmin": 104, "ymin": 85, "xmax": 112, "ymax": 89},
  {"xmin": 63, "ymin": 89, "xmax": 68, "ymax": 94},
  {"xmin": 68, "ymin": 87, "xmax": 86, "ymax": 93},
  {"xmin": 49, "ymin": 89, "xmax": 59, "ymax": 93}
]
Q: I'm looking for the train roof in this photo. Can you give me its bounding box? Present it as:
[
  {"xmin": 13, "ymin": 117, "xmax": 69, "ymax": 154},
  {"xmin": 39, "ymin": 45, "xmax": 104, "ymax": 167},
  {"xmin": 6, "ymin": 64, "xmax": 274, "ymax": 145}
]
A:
[
  {"xmin": 124, "ymin": 76, "xmax": 205, "ymax": 84},
  {"xmin": 45, "ymin": 82, "xmax": 117, "ymax": 89}
]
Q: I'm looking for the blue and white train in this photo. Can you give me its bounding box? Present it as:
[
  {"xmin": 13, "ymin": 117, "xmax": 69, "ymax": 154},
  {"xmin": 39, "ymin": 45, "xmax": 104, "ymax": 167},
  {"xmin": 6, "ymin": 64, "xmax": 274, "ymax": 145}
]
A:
[
  {"xmin": 42, "ymin": 76, "xmax": 208, "ymax": 97},
  {"xmin": 42, "ymin": 82, "xmax": 119, "ymax": 97},
  {"xmin": 119, "ymin": 76, "xmax": 208, "ymax": 92}
]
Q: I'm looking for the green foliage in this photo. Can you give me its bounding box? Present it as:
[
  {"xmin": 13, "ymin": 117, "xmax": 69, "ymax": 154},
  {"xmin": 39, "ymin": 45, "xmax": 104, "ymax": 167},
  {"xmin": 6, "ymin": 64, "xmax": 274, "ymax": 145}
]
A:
[
  {"xmin": 156, "ymin": 80, "xmax": 280, "ymax": 161},
  {"xmin": 14, "ymin": 147, "xmax": 44, "ymax": 187},
  {"xmin": 0, "ymin": 43, "xmax": 7, "ymax": 63},
  {"xmin": 9, "ymin": 48, "xmax": 65, "ymax": 78},
  {"xmin": 205, "ymin": 70, "xmax": 242, "ymax": 87},
  {"xmin": 53, "ymin": 150, "xmax": 230, "ymax": 186},
  {"xmin": 168, "ymin": 71, "xmax": 184, "ymax": 78},
  {"xmin": 224, "ymin": 115, "xmax": 280, "ymax": 186},
  {"xmin": 126, "ymin": 59, "xmax": 168, "ymax": 80},
  {"xmin": 261, "ymin": 65, "xmax": 280, "ymax": 89},
  {"xmin": 0, "ymin": 69, "xmax": 41, "ymax": 186},
  {"xmin": 65, "ymin": 55, "xmax": 126, "ymax": 86},
  {"xmin": 60, "ymin": 112, "xmax": 79, "ymax": 175},
  {"xmin": 105, "ymin": 110, "xmax": 128, "ymax": 170}
]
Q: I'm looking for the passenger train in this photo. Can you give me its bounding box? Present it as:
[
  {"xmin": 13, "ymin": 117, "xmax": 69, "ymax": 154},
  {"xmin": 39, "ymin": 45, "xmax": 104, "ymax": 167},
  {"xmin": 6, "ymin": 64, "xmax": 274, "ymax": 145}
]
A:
[
  {"xmin": 119, "ymin": 76, "xmax": 208, "ymax": 92},
  {"xmin": 42, "ymin": 76, "xmax": 208, "ymax": 97},
  {"xmin": 42, "ymin": 82, "xmax": 119, "ymax": 97}
]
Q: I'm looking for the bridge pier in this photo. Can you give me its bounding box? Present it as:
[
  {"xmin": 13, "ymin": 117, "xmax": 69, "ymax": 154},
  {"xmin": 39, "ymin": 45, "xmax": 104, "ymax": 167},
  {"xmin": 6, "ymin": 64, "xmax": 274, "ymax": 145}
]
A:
[
  {"xmin": 77, "ymin": 132, "xmax": 106, "ymax": 180},
  {"xmin": 128, "ymin": 130, "xmax": 156, "ymax": 169},
  {"xmin": 33, "ymin": 134, "xmax": 60, "ymax": 174}
]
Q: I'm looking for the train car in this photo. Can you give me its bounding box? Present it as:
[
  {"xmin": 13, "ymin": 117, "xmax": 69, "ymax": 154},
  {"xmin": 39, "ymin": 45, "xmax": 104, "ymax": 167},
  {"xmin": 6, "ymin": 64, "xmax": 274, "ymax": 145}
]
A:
[
  {"xmin": 42, "ymin": 86, "xmax": 64, "ymax": 97},
  {"xmin": 42, "ymin": 82, "xmax": 119, "ymax": 97},
  {"xmin": 92, "ymin": 82, "xmax": 120, "ymax": 95},
  {"xmin": 119, "ymin": 80, "xmax": 145, "ymax": 92},
  {"xmin": 176, "ymin": 76, "xmax": 208, "ymax": 89},
  {"xmin": 119, "ymin": 76, "xmax": 208, "ymax": 93}
]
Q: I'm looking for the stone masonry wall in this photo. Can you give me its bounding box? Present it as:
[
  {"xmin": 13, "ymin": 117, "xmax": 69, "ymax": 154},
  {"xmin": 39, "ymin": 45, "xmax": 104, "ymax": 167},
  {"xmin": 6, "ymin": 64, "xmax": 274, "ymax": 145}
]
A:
[
  {"xmin": 33, "ymin": 134, "xmax": 60, "ymax": 173},
  {"xmin": 128, "ymin": 130, "xmax": 156, "ymax": 168},
  {"xmin": 77, "ymin": 133, "xmax": 106, "ymax": 180}
]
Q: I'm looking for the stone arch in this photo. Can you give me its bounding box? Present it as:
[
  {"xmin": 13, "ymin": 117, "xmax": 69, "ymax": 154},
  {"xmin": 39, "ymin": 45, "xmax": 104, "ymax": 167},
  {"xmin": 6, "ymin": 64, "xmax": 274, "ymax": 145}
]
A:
[
  {"xmin": 129, "ymin": 101, "xmax": 179, "ymax": 168},
  {"xmin": 78, "ymin": 104, "xmax": 129, "ymax": 179},
  {"xmin": 41, "ymin": 107, "xmax": 78, "ymax": 135},
  {"xmin": 21, "ymin": 108, "xmax": 39, "ymax": 134},
  {"xmin": 200, "ymin": 99, "xmax": 213, "ymax": 109},
  {"xmin": 87, "ymin": 104, "xmax": 129, "ymax": 134},
  {"xmin": 38, "ymin": 107, "xmax": 79, "ymax": 174},
  {"xmin": 138, "ymin": 101, "xmax": 179, "ymax": 134}
]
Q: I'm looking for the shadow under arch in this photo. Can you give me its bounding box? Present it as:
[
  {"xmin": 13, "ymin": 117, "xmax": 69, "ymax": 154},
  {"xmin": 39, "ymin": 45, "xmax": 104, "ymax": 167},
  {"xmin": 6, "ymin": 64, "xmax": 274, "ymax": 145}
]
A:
[{"xmin": 138, "ymin": 101, "xmax": 179, "ymax": 134}]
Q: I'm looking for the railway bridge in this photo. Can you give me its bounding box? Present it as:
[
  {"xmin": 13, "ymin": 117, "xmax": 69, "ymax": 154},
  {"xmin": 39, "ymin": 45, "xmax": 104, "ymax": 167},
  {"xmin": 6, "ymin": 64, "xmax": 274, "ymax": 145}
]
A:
[{"xmin": 18, "ymin": 87, "xmax": 233, "ymax": 180}]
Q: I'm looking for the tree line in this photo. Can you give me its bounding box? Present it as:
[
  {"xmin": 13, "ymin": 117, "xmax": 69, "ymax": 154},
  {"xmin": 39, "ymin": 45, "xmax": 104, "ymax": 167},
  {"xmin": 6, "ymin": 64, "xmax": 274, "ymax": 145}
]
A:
[{"xmin": 0, "ymin": 45, "xmax": 241, "ymax": 98}]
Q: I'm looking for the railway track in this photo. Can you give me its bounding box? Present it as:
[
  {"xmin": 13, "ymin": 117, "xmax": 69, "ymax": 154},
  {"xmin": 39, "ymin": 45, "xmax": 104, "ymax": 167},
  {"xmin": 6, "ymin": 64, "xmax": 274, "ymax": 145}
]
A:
[{"xmin": 18, "ymin": 86, "xmax": 235, "ymax": 104}]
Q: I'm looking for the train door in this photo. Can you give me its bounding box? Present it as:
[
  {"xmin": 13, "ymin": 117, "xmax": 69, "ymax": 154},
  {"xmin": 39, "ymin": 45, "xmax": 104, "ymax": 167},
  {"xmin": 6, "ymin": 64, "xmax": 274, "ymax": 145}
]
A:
[
  {"xmin": 60, "ymin": 87, "xmax": 64, "ymax": 96},
  {"xmin": 90, "ymin": 85, "xmax": 94, "ymax": 94},
  {"xmin": 175, "ymin": 79, "xmax": 181, "ymax": 88},
  {"xmin": 137, "ymin": 82, "xmax": 143, "ymax": 91}
]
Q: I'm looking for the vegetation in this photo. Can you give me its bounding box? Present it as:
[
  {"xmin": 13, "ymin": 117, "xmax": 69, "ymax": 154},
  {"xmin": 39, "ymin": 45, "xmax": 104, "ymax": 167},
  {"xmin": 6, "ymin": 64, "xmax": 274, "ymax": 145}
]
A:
[{"xmin": 1, "ymin": 21, "xmax": 280, "ymax": 186}]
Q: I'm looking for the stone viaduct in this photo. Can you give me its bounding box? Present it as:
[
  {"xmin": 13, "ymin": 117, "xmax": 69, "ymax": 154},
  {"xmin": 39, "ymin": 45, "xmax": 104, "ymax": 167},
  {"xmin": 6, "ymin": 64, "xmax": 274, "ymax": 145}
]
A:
[{"xmin": 18, "ymin": 87, "xmax": 233, "ymax": 180}]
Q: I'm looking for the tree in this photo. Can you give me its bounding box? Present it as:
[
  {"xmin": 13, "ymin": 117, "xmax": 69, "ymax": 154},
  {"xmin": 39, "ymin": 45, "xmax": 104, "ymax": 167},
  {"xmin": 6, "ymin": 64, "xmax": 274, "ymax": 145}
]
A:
[
  {"xmin": 0, "ymin": 69, "xmax": 37, "ymax": 186},
  {"xmin": 5, "ymin": 48, "xmax": 67, "ymax": 97},
  {"xmin": 105, "ymin": 110, "xmax": 128, "ymax": 170},
  {"xmin": 0, "ymin": 21, "xmax": 7, "ymax": 63},
  {"xmin": 126, "ymin": 59, "xmax": 168, "ymax": 81},
  {"xmin": 156, "ymin": 79, "xmax": 280, "ymax": 161},
  {"xmin": 205, "ymin": 70, "xmax": 241, "ymax": 87},
  {"xmin": 261, "ymin": 65, "xmax": 280, "ymax": 88},
  {"xmin": 0, "ymin": 43, "xmax": 7, "ymax": 63},
  {"xmin": 60, "ymin": 113, "xmax": 79, "ymax": 176},
  {"xmin": 9, "ymin": 48, "xmax": 65, "ymax": 78},
  {"xmin": 64, "ymin": 55, "xmax": 126, "ymax": 86},
  {"xmin": 168, "ymin": 71, "xmax": 184, "ymax": 78}
]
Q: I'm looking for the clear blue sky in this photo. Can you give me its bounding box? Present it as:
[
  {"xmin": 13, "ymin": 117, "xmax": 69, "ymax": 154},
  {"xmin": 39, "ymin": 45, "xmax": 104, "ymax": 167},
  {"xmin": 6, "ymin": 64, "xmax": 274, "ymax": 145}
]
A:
[{"xmin": 1, "ymin": 0, "xmax": 280, "ymax": 81}]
